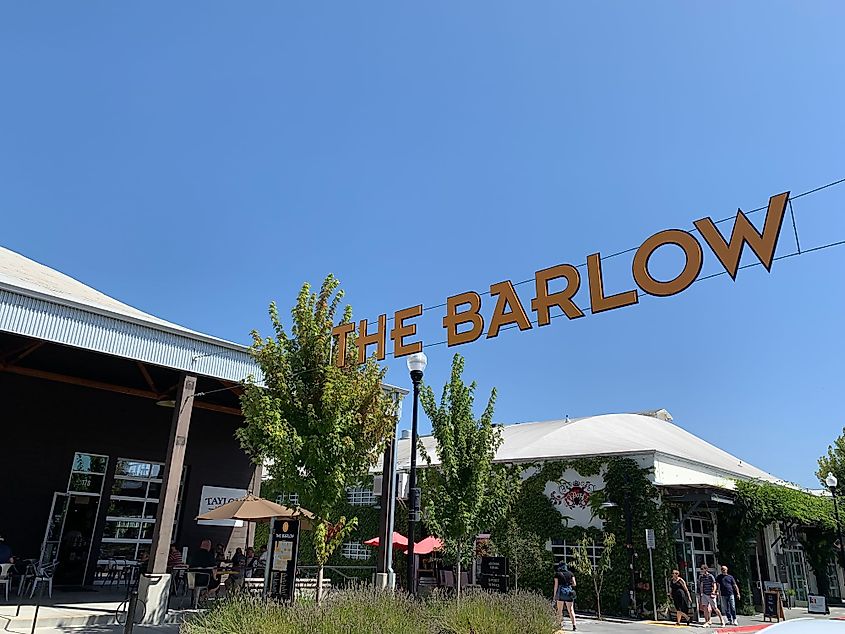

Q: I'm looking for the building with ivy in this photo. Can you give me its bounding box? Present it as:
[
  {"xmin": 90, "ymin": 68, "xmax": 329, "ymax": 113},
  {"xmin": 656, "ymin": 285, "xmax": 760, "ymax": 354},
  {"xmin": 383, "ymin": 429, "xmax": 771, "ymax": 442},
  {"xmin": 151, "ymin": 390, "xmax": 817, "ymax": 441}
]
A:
[{"xmin": 339, "ymin": 408, "xmax": 840, "ymax": 615}]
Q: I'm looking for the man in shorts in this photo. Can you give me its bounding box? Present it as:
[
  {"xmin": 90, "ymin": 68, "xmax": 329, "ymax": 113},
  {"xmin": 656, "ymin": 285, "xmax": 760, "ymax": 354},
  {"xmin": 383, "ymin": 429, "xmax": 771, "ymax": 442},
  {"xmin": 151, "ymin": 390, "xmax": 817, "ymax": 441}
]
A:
[{"xmin": 697, "ymin": 564, "xmax": 724, "ymax": 627}]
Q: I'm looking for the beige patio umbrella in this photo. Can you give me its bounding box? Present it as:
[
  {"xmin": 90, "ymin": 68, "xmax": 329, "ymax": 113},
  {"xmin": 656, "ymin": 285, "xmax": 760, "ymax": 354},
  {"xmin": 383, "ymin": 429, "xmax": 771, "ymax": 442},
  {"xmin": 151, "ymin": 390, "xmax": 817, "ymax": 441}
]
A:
[
  {"xmin": 196, "ymin": 494, "xmax": 315, "ymax": 598},
  {"xmin": 196, "ymin": 494, "xmax": 314, "ymax": 527}
]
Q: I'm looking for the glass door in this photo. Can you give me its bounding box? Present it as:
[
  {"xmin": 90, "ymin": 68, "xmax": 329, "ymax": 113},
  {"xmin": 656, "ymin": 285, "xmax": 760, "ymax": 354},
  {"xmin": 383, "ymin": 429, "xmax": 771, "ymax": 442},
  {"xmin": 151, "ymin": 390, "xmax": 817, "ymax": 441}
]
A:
[{"xmin": 40, "ymin": 492, "xmax": 69, "ymax": 565}]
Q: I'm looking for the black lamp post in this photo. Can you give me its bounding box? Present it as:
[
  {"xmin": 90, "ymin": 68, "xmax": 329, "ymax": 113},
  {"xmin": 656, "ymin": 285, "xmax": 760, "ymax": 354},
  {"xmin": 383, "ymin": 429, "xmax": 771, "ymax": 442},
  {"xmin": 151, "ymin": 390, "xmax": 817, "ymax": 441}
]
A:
[
  {"xmin": 406, "ymin": 351, "xmax": 427, "ymax": 596},
  {"xmin": 602, "ymin": 499, "xmax": 636, "ymax": 617},
  {"xmin": 826, "ymin": 472, "xmax": 845, "ymax": 573}
]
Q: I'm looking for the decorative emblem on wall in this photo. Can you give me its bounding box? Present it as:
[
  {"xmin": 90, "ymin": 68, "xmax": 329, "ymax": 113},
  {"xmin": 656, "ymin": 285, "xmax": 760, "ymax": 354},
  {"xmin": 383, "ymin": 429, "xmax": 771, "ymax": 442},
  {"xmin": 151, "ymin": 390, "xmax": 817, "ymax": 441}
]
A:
[{"xmin": 549, "ymin": 480, "xmax": 595, "ymax": 510}]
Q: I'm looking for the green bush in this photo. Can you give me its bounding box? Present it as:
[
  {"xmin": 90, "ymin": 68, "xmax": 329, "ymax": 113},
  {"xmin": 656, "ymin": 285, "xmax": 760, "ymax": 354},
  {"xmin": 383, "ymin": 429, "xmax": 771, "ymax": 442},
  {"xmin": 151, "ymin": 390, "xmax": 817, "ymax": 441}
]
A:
[{"xmin": 180, "ymin": 590, "xmax": 557, "ymax": 634}]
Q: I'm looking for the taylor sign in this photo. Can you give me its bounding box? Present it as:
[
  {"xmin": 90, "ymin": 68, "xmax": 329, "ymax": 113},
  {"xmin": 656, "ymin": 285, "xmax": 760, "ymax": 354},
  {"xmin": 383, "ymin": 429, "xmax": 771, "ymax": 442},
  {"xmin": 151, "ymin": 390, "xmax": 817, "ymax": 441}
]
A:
[
  {"xmin": 198, "ymin": 485, "xmax": 247, "ymax": 527},
  {"xmin": 333, "ymin": 192, "xmax": 790, "ymax": 365}
]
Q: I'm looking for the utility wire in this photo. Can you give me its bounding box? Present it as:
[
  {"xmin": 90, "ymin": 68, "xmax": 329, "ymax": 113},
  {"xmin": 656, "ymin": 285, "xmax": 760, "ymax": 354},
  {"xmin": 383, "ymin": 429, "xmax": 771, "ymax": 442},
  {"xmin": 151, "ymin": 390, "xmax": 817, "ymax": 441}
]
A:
[
  {"xmin": 418, "ymin": 236, "xmax": 845, "ymax": 349},
  {"xmin": 365, "ymin": 176, "xmax": 845, "ymax": 326}
]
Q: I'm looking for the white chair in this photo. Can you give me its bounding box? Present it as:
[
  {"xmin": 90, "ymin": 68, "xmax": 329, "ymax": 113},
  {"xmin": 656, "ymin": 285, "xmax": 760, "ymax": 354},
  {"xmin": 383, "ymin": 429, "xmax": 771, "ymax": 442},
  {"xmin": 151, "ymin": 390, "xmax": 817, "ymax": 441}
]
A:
[
  {"xmin": 29, "ymin": 562, "xmax": 56, "ymax": 599},
  {"xmin": 186, "ymin": 570, "xmax": 211, "ymax": 609},
  {"xmin": 0, "ymin": 563, "xmax": 13, "ymax": 601}
]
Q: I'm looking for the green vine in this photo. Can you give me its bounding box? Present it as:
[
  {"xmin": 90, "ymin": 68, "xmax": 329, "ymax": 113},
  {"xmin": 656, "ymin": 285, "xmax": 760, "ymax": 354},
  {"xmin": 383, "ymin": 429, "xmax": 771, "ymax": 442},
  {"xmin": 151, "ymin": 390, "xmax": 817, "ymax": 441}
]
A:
[
  {"xmin": 492, "ymin": 457, "xmax": 674, "ymax": 617},
  {"xmin": 716, "ymin": 480, "xmax": 836, "ymax": 612}
]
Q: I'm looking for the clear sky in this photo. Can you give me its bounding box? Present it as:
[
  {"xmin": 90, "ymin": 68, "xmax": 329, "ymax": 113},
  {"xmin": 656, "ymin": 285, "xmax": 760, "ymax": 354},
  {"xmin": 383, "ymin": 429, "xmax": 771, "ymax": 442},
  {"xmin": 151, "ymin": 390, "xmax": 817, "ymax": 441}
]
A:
[{"xmin": 2, "ymin": 2, "xmax": 843, "ymax": 487}]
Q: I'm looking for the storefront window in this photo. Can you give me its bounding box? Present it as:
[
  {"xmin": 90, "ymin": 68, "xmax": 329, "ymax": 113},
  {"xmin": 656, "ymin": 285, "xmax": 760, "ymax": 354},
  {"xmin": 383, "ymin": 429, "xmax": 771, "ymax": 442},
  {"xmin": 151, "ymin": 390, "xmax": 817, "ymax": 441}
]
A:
[
  {"xmin": 551, "ymin": 539, "xmax": 605, "ymax": 567},
  {"xmin": 100, "ymin": 458, "xmax": 185, "ymax": 563}
]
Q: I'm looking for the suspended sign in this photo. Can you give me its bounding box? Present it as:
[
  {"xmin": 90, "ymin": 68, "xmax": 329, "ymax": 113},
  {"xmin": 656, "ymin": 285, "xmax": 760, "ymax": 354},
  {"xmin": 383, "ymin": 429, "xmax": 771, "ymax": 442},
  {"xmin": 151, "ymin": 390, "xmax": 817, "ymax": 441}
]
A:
[{"xmin": 333, "ymin": 192, "xmax": 790, "ymax": 365}]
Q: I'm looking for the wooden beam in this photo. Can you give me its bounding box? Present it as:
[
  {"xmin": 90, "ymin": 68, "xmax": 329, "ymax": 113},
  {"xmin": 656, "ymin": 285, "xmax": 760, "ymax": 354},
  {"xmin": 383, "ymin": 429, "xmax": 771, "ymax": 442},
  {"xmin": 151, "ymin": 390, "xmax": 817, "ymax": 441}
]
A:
[
  {"xmin": 216, "ymin": 377, "xmax": 244, "ymax": 396},
  {"xmin": 136, "ymin": 361, "xmax": 159, "ymax": 393},
  {"xmin": 1, "ymin": 341, "xmax": 44, "ymax": 365},
  {"xmin": 0, "ymin": 364, "xmax": 242, "ymax": 417},
  {"xmin": 2, "ymin": 364, "xmax": 159, "ymax": 399},
  {"xmin": 150, "ymin": 373, "xmax": 196, "ymax": 574}
]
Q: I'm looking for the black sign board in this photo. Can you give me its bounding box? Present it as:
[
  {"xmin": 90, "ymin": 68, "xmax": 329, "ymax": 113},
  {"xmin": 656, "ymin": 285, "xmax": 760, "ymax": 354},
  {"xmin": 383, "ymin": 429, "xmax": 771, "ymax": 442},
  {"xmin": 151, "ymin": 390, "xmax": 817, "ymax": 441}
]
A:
[
  {"xmin": 479, "ymin": 573, "xmax": 509, "ymax": 592},
  {"xmin": 480, "ymin": 557, "xmax": 508, "ymax": 577},
  {"xmin": 479, "ymin": 556, "xmax": 509, "ymax": 593},
  {"xmin": 268, "ymin": 518, "xmax": 300, "ymax": 602},
  {"xmin": 763, "ymin": 591, "xmax": 784, "ymax": 622}
]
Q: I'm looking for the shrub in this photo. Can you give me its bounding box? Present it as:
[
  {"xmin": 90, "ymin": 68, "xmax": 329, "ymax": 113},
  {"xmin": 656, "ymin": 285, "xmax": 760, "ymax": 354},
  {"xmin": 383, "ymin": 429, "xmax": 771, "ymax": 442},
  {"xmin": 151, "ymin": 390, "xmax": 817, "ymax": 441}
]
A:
[
  {"xmin": 180, "ymin": 589, "xmax": 556, "ymax": 634},
  {"xmin": 432, "ymin": 590, "xmax": 557, "ymax": 634}
]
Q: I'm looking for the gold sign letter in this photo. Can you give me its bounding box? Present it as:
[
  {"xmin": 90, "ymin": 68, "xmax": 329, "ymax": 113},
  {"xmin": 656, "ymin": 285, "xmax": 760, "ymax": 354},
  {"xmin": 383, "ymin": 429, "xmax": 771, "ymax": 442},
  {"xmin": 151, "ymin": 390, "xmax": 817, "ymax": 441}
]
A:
[
  {"xmin": 391, "ymin": 304, "xmax": 423, "ymax": 358},
  {"xmin": 332, "ymin": 322, "xmax": 355, "ymax": 367},
  {"xmin": 587, "ymin": 253, "xmax": 639, "ymax": 314},
  {"xmin": 487, "ymin": 280, "xmax": 532, "ymax": 339},
  {"xmin": 531, "ymin": 264, "xmax": 584, "ymax": 325},
  {"xmin": 693, "ymin": 191, "xmax": 789, "ymax": 280},
  {"xmin": 632, "ymin": 229, "xmax": 703, "ymax": 297},
  {"xmin": 357, "ymin": 314, "xmax": 387, "ymax": 363},
  {"xmin": 443, "ymin": 291, "xmax": 485, "ymax": 347}
]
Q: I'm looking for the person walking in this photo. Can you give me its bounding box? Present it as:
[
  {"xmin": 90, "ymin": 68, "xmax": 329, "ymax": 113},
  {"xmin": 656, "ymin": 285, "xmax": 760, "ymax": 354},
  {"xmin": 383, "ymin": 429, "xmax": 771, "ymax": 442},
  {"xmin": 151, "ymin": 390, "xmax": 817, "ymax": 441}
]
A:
[
  {"xmin": 669, "ymin": 569, "xmax": 692, "ymax": 626},
  {"xmin": 697, "ymin": 564, "xmax": 724, "ymax": 628},
  {"xmin": 553, "ymin": 561, "xmax": 577, "ymax": 631},
  {"xmin": 715, "ymin": 565, "xmax": 741, "ymax": 626}
]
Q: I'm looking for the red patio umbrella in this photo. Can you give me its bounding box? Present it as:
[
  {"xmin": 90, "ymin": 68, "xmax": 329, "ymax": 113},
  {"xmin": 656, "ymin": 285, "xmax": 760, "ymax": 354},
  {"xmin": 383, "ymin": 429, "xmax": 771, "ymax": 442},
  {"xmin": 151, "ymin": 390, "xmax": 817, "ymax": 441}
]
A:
[
  {"xmin": 404, "ymin": 536, "xmax": 443, "ymax": 555},
  {"xmin": 363, "ymin": 531, "xmax": 409, "ymax": 548}
]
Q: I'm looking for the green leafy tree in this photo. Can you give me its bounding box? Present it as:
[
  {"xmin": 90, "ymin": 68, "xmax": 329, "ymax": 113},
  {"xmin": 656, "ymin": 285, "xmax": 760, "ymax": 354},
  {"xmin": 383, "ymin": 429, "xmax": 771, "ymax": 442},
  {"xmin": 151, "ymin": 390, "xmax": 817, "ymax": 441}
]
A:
[
  {"xmin": 419, "ymin": 354, "xmax": 521, "ymax": 601},
  {"xmin": 493, "ymin": 518, "xmax": 549, "ymax": 591},
  {"xmin": 817, "ymin": 426, "xmax": 845, "ymax": 488},
  {"xmin": 570, "ymin": 533, "xmax": 616, "ymax": 620},
  {"xmin": 237, "ymin": 275, "xmax": 395, "ymax": 603}
]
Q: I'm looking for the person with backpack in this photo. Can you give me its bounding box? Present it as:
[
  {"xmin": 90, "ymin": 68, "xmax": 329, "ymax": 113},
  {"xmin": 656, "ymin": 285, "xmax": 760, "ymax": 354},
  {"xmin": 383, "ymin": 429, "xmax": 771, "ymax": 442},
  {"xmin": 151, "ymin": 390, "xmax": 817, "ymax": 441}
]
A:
[{"xmin": 553, "ymin": 561, "xmax": 577, "ymax": 631}]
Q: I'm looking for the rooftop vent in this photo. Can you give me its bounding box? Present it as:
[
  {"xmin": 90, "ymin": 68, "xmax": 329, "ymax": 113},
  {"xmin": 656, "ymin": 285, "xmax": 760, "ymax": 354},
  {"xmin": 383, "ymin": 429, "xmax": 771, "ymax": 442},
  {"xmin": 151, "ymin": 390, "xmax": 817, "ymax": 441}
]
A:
[{"xmin": 400, "ymin": 429, "xmax": 411, "ymax": 440}]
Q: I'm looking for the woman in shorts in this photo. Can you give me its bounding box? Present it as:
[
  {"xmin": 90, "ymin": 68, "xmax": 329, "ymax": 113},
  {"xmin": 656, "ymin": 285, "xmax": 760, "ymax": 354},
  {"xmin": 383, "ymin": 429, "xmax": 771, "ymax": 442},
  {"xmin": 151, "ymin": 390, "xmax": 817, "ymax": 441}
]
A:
[{"xmin": 553, "ymin": 562, "xmax": 577, "ymax": 631}]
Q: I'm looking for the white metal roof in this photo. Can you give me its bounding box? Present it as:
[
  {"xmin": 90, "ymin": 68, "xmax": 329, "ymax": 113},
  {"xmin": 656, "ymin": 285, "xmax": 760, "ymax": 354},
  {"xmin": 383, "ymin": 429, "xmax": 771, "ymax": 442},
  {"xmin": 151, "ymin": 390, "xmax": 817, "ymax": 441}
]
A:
[
  {"xmin": 0, "ymin": 245, "xmax": 257, "ymax": 382},
  {"xmin": 394, "ymin": 411, "xmax": 780, "ymax": 484}
]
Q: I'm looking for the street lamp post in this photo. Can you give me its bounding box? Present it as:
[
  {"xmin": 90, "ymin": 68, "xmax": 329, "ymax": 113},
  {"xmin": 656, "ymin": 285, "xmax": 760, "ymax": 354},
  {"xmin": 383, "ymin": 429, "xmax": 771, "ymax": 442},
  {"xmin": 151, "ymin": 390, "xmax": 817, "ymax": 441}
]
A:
[
  {"xmin": 825, "ymin": 473, "xmax": 845, "ymax": 573},
  {"xmin": 406, "ymin": 352, "xmax": 427, "ymax": 596}
]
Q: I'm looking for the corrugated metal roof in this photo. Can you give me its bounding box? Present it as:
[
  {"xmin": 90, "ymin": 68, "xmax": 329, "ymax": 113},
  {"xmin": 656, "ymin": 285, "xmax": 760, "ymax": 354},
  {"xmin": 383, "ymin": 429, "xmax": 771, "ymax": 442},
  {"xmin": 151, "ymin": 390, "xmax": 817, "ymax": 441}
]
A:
[{"xmin": 0, "ymin": 246, "xmax": 257, "ymax": 383}]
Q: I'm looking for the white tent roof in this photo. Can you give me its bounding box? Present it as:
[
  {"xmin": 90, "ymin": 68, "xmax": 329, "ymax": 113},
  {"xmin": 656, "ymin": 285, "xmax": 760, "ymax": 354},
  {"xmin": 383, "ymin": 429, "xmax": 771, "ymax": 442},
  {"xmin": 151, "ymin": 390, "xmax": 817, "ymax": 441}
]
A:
[{"xmin": 394, "ymin": 411, "xmax": 780, "ymax": 484}]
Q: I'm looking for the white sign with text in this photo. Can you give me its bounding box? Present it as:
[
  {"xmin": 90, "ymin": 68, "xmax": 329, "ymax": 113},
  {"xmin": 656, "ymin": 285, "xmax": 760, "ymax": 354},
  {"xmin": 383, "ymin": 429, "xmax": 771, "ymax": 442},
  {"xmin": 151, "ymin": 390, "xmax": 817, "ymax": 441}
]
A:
[{"xmin": 198, "ymin": 486, "xmax": 247, "ymax": 527}]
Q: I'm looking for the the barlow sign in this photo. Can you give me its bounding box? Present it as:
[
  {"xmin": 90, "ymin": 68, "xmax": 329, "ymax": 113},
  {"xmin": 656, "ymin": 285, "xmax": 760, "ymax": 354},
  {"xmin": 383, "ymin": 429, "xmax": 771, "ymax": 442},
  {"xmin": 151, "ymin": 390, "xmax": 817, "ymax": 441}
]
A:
[{"xmin": 333, "ymin": 192, "xmax": 790, "ymax": 365}]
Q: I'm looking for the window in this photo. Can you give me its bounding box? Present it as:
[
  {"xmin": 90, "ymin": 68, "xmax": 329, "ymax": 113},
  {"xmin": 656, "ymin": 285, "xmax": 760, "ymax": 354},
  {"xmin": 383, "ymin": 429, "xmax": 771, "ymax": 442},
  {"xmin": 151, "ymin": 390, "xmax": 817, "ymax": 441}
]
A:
[
  {"xmin": 346, "ymin": 486, "xmax": 376, "ymax": 506},
  {"xmin": 683, "ymin": 512, "xmax": 716, "ymax": 570},
  {"xmin": 550, "ymin": 540, "xmax": 604, "ymax": 568},
  {"xmin": 341, "ymin": 541, "xmax": 370, "ymax": 560},
  {"xmin": 100, "ymin": 459, "xmax": 185, "ymax": 564},
  {"xmin": 276, "ymin": 493, "xmax": 300, "ymax": 507},
  {"xmin": 67, "ymin": 452, "xmax": 108, "ymax": 495}
]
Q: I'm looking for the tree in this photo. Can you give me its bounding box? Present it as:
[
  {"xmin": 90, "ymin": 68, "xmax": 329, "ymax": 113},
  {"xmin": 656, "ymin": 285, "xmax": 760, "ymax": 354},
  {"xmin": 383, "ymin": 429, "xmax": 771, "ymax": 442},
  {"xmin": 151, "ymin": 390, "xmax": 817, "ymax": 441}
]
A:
[
  {"xmin": 493, "ymin": 517, "xmax": 549, "ymax": 591},
  {"xmin": 237, "ymin": 275, "xmax": 395, "ymax": 603},
  {"xmin": 419, "ymin": 354, "xmax": 521, "ymax": 601},
  {"xmin": 817, "ymin": 426, "xmax": 845, "ymax": 488},
  {"xmin": 570, "ymin": 533, "xmax": 616, "ymax": 620}
]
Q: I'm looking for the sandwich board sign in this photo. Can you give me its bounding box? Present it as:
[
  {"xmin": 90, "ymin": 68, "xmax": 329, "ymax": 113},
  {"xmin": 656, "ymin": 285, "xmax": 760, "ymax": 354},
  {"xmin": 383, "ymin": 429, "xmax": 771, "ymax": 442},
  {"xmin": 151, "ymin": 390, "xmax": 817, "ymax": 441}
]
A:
[{"xmin": 808, "ymin": 594, "xmax": 828, "ymax": 614}]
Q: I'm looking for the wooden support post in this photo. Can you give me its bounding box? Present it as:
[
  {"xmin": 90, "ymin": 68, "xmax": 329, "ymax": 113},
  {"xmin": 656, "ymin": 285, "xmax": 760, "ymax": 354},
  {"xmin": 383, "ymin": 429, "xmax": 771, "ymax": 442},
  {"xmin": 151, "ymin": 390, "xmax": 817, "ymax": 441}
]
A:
[
  {"xmin": 376, "ymin": 441, "xmax": 394, "ymax": 574},
  {"xmin": 150, "ymin": 373, "xmax": 196, "ymax": 573}
]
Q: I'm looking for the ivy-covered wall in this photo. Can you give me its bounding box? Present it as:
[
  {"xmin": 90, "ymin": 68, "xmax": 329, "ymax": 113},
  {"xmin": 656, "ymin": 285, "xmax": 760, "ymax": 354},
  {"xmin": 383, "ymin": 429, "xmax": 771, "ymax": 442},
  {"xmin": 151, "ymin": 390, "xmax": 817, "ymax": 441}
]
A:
[
  {"xmin": 716, "ymin": 479, "xmax": 836, "ymax": 612},
  {"xmin": 492, "ymin": 457, "xmax": 675, "ymax": 617}
]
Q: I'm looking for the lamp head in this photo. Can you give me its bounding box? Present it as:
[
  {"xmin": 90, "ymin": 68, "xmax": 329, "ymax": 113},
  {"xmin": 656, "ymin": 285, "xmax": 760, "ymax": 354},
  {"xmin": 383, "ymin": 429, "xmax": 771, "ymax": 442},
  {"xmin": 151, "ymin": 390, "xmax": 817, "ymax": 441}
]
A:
[
  {"xmin": 826, "ymin": 472, "xmax": 838, "ymax": 489},
  {"xmin": 406, "ymin": 352, "xmax": 427, "ymax": 374}
]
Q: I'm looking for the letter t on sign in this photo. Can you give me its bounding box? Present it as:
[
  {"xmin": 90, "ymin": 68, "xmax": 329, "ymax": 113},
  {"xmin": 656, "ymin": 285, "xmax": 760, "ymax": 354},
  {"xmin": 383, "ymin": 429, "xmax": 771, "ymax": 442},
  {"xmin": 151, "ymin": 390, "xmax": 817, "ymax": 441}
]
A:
[{"xmin": 332, "ymin": 322, "xmax": 355, "ymax": 367}]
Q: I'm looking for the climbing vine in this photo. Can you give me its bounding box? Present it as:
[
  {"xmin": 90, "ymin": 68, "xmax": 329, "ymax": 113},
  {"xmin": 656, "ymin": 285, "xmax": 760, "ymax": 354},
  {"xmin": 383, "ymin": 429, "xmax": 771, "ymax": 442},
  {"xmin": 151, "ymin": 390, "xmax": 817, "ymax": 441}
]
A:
[
  {"xmin": 717, "ymin": 479, "xmax": 836, "ymax": 613},
  {"xmin": 491, "ymin": 457, "xmax": 674, "ymax": 617}
]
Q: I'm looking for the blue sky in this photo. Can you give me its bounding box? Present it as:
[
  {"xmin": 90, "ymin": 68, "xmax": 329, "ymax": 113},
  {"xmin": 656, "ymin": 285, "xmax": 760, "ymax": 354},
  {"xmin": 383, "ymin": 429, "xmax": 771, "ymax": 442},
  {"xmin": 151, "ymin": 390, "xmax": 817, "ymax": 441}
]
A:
[{"xmin": 2, "ymin": 2, "xmax": 844, "ymax": 487}]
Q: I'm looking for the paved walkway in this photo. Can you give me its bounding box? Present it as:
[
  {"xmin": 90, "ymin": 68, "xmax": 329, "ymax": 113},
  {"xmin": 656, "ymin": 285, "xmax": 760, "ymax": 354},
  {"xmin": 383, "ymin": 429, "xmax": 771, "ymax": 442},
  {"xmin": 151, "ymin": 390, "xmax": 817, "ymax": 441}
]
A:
[{"xmin": 3, "ymin": 596, "xmax": 843, "ymax": 633}]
